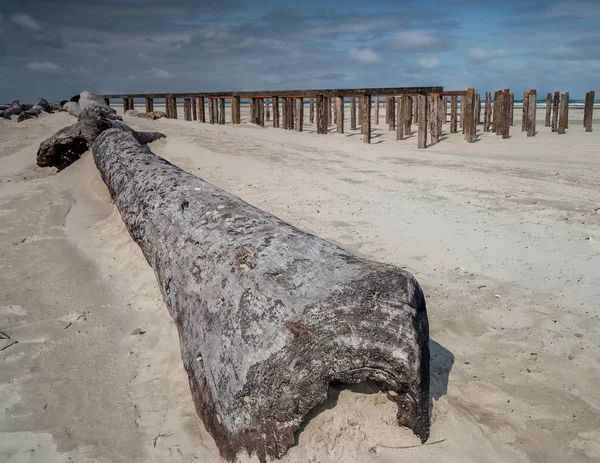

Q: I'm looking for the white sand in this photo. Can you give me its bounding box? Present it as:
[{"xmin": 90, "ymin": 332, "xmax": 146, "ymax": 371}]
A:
[{"xmin": 1, "ymin": 107, "xmax": 599, "ymax": 463}]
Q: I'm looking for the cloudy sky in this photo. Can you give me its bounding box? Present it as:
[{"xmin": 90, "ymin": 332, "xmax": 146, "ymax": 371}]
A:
[{"xmin": 1, "ymin": 0, "xmax": 599, "ymax": 102}]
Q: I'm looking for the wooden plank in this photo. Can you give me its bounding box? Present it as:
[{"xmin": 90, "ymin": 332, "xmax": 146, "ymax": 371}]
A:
[
  {"xmin": 350, "ymin": 97, "xmax": 357, "ymax": 130},
  {"xmin": 396, "ymin": 96, "xmax": 404, "ymax": 140},
  {"xmin": 552, "ymin": 91, "xmax": 559, "ymax": 132},
  {"xmin": 584, "ymin": 91, "xmax": 594, "ymax": 132},
  {"xmin": 335, "ymin": 96, "xmax": 344, "ymax": 134},
  {"xmin": 362, "ymin": 94, "xmax": 371, "ymax": 143},
  {"xmin": 450, "ymin": 95, "xmax": 458, "ymax": 133},
  {"xmin": 522, "ymin": 92, "xmax": 529, "ymax": 132},
  {"xmin": 545, "ymin": 93, "xmax": 552, "ymax": 127},
  {"xmin": 527, "ymin": 90, "xmax": 537, "ymax": 137},
  {"xmin": 295, "ymin": 98, "xmax": 304, "ymax": 132},
  {"xmin": 558, "ymin": 93, "xmax": 567, "ymax": 134},
  {"xmin": 418, "ymin": 94, "xmax": 428, "ymax": 149}
]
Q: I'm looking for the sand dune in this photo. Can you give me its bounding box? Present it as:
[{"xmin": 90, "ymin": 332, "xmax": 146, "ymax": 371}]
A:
[{"xmin": 1, "ymin": 109, "xmax": 599, "ymax": 462}]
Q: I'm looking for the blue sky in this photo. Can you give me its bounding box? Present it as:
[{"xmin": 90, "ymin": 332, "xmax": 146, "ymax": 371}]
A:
[{"xmin": 0, "ymin": 0, "xmax": 599, "ymax": 101}]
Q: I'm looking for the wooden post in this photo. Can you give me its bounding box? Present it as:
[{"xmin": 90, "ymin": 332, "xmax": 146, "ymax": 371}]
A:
[
  {"xmin": 483, "ymin": 92, "xmax": 491, "ymax": 132},
  {"xmin": 430, "ymin": 95, "xmax": 439, "ymax": 144},
  {"xmin": 545, "ymin": 93, "xmax": 552, "ymax": 127},
  {"xmin": 335, "ymin": 96, "xmax": 344, "ymax": 134},
  {"xmin": 231, "ymin": 96, "xmax": 240, "ymax": 124},
  {"xmin": 282, "ymin": 98, "xmax": 288, "ymax": 129},
  {"xmin": 385, "ymin": 97, "xmax": 390, "ymax": 125},
  {"xmin": 316, "ymin": 94, "xmax": 327, "ymax": 134},
  {"xmin": 273, "ymin": 96, "xmax": 279, "ymax": 128},
  {"xmin": 198, "ymin": 97, "xmax": 206, "ymax": 123},
  {"xmin": 266, "ymin": 99, "xmax": 271, "ymax": 122},
  {"xmin": 358, "ymin": 98, "xmax": 363, "ymax": 134},
  {"xmin": 258, "ymin": 98, "xmax": 264, "ymax": 127},
  {"xmin": 522, "ymin": 92, "xmax": 529, "ymax": 132},
  {"xmin": 476, "ymin": 94, "xmax": 481, "ymax": 125},
  {"xmin": 104, "ymin": 97, "xmax": 110, "ymax": 107},
  {"xmin": 565, "ymin": 92, "xmax": 569, "ymax": 129},
  {"xmin": 214, "ymin": 98, "xmax": 219, "ymax": 124},
  {"xmin": 450, "ymin": 95, "xmax": 458, "ymax": 133},
  {"xmin": 502, "ymin": 89, "xmax": 510, "ymax": 139},
  {"xmin": 404, "ymin": 95, "xmax": 412, "ymax": 135},
  {"xmin": 495, "ymin": 91, "xmax": 504, "ymax": 136},
  {"xmin": 558, "ymin": 93, "xmax": 567, "ymax": 135},
  {"xmin": 219, "ymin": 98, "xmax": 226, "ymax": 125},
  {"xmin": 309, "ymin": 98, "xmax": 314, "ymax": 124},
  {"xmin": 328, "ymin": 97, "xmax": 333, "ymax": 126},
  {"xmin": 171, "ymin": 97, "xmax": 178, "ymax": 119},
  {"xmin": 414, "ymin": 96, "xmax": 419, "ymax": 124},
  {"xmin": 418, "ymin": 94, "xmax": 428, "ymax": 149},
  {"xmin": 143, "ymin": 97, "xmax": 152, "ymax": 113},
  {"xmin": 192, "ymin": 98, "xmax": 197, "ymax": 120},
  {"xmin": 388, "ymin": 97, "xmax": 395, "ymax": 131},
  {"xmin": 288, "ymin": 98, "xmax": 294, "ymax": 130},
  {"xmin": 362, "ymin": 94, "xmax": 371, "ymax": 143},
  {"xmin": 295, "ymin": 98, "xmax": 304, "ymax": 132},
  {"xmin": 375, "ymin": 97, "xmax": 380, "ymax": 124},
  {"xmin": 350, "ymin": 97, "xmax": 357, "ymax": 130},
  {"xmin": 460, "ymin": 95, "xmax": 465, "ymax": 132},
  {"xmin": 164, "ymin": 98, "xmax": 170, "ymax": 118},
  {"xmin": 527, "ymin": 90, "xmax": 537, "ymax": 137},
  {"xmin": 464, "ymin": 89, "xmax": 476, "ymax": 143},
  {"xmin": 551, "ymin": 91, "xmax": 559, "ymax": 132},
  {"xmin": 183, "ymin": 98, "xmax": 192, "ymax": 121},
  {"xmin": 396, "ymin": 96, "xmax": 404, "ymax": 141},
  {"xmin": 509, "ymin": 93, "xmax": 514, "ymax": 126},
  {"xmin": 438, "ymin": 95, "xmax": 444, "ymax": 137},
  {"xmin": 209, "ymin": 98, "xmax": 215, "ymax": 124},
  {"xmin": 584, "ymin": 91, "xmax": 594, "ymax": 132}
]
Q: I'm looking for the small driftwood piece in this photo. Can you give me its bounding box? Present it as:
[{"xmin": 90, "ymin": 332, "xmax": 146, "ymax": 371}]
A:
[
  {"xmin": 37, "ymin": 91, "xmax": 164, "ymax": 170},
  {"xmin": 91, "ymin": 129, "xmax": 431, "ymax": 462}
]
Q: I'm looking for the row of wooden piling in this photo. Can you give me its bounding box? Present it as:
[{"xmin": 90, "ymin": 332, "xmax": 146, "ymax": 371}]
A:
[{"xmin": 104, "ymin": 89, "xmax": 595, "ymax": 149}]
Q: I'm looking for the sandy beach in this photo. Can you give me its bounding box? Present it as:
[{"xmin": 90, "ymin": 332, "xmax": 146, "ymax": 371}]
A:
[{"xmin": 1, "ymin": 107, "xmax": 599, "ymax": 462}]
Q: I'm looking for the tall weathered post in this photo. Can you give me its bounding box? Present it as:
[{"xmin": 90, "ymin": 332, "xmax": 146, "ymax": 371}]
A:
[
  {"xmin": 527, "ymin": 90, "xmax": 537, "ymax": 137},
  {"xmin": 584, "ymin": 91, "xmax": 595, "ymax": 132},
  {"xmin": 362, "ymin": 94, "xmax": 371, "ymax": 143},
  {"xmin": 295, "ymin": 98, "xmax": 304, "ymax": 132},
  {"xmin": 495, "ymin": 91, "xmax": 504, "ymax": 136},
  {"xmin": 198, "ymin": 97, "xmax": 206, "ymax": 123},
  {"xmin": 552, "ymin": 91, "xmax": 559, "ymax": 132},
  {"xmin": 183, "ymin": 98, "xmax": 192, "ymax": 121},
  {"xmin": 328, "ymin": 97, "xmax": 333, "ymax": 126},
  {"xmin": 209, "ymin": 98, "xmax": 216, "ymax": 124},
  {"xmin": 545, "ymin": 93, "xmax": 552, "ymax": 127},
  {"xmin": 522, "ymin": 92, "xmax": 529, "ymax": 132},
  {"xmin": 388, "ymin": 97, "xmax": 396, "ymax": 131},
  {"xmin": 375, "ymin": 97, "xmax": 380, "ymax": 124},
  {"xmin": 404, "ymin": 95, "xmax": 412, "ymax": 134},
  {"xmin": 464, "ymin": 89, "xmax": 476, "ymax": 143},
  {"xmin": 460, "ymin": 95, "xmax": 465, "ymax": 133},
  {"xmin": 509, "ymin": 93, "xmax": 514, "ymax": 126},
  {"xmin": 192, "ymin": 98, "xmax": 197, "ymax": 121},
  {"xmin": 316, "ymin": 94, "xmax": 328, "ymax": 135},
  {"xmin": 483, "ymin": 92, "xmax": 491, "ymax": 132},
  {"xmin": 219, "ymin": 98, "xmax": 226, "ymax": 125},
  {"xmin": 309, "ymin": 98, "xmax": 315, "ymax": 124},
  {"xmin": 273, "ymin": 96, "xmax": 280, "ymax": 128},
  {"xmin": 396, "ymin": 96, "xmax": 404, "ymax": 140},
  {"xmin": 350, "ymin": 97, "xmax": 357, "ymax": 130},
  {"xmin": 145, "ymin": 97, "xmax": 154, "ymax": 113},
  {"xmin": 565, "ymin": 92, "xmax": 569, "ymax": 128},
  {"xmin": 232, "ymin": 96, "xmax": 241, "ymax": 124},
  {"xmin": 450, "ymin": 95, "xmax": 458, "ymax": 133},
  {"xmin": 558, "ymin": 93, "xmax": 567, "ymax": 135},
  {"xmin": 502, "ymin": 89, "xmax": 510, "ymax": 139},
  {"xmin": 335, "ymin": 96, "xmax": 344, "ymax": 134},
  {"xmin": 418, "ymin": 94, "xmax": 428, "ymax": 149},
  {"xmin": 171, "ymin": 97, "xmax": 178, "ymax": 119},
  {"xmin": 266, "ymin": 99, "xmax": 270, "ymax": 122}
]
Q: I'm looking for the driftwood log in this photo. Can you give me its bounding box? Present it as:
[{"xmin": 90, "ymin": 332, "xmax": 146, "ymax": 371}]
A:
[
  {"xmin": 91, "ymin": 129, "xmax": 431, "ymax": 461},
  {"xmin": 17, "ymin": 98, "xmax": 53, "ymax": 122},
  {"xmin": 37, "ymin": 91, "xmax": 163, "ymax": 170}
]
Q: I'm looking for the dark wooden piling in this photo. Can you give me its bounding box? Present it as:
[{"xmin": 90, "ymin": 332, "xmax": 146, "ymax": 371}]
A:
[
  {"xmin": 418, "ymin": 94, "xmax": 428, "ymax": 149},
  {"xmin": 232, "ymin": 96, "xmax": 240, "ymax": 124},
  {"xmin": 476, "ymin": 93, "xmax": 481, "ymax": 125},
  {"xmin": 522, "ymin": 92, "xmax": 529, "ymax": 132},
  {"xmin": 219, "ymin": 98, "xmax": 226, "ymax": 125},
  {"xmin": 183, "ymin": 98, "xmax": 192, "ymax": 121},
  {"xmin": 295, "ymin": 98, "xmax": 304, "ymax": 132},
  {"xmin": 209, "ymin": 98, "xmax": 216, "ymax": 124},
  {"xmin": 527, "ymin": 90, "xmax": 537, "ymax": 137},
  {"xmin": 483, "ymin": 92, "xmax": 491, "ymax": 132},
  {"xmin": 396, "ymin": 96, "xmax": 404, "ymax": 140},
  {"xmin": 335, "ymin": 96, "xmax": 344, "ymax": 134},
  {"xmin": 273, "ymin": 96, "xmax": 280, "ymax": 128},
  {"xmin": 558, "ymin": 93, "xmax": 567, "ymax": 135},
  {"xmin": 545, "ymin": 93, "xmax": 552, "ymax": 127},
  {"xmin": 385, "ymin": 97, "xmax": 390, "ymax": 125},
  {"xmin": 565, "ymin": 92, "xmax": 569, "ymax": 128},
  {"xmin": 358, "ymin": 99, "xmax": 363, "ymax": 133},
  {"xmin": 361, "ymin": 94, "xmax": 371, "ymax": 143},
  {"xmin": 502, "ymin": 89, "xmax": 510, "ymax": 139},
  {"xmin": 584, "ymin": 91, "xmax": 594, "ymax": 132},
  {"xmin": 144, "ymin": 97, "xmax": 153, "ymax": 113},
  {"xmin": 171, "ymin": 97, "xmax": 178, "ymax": 119},
  {"xmin": 375, "ymin": 97, "xmax": 380, "ymax": 124},
  {"xmin": 508, "ymin": 93, "xmax": 514, "ymax": 126},
  {"xmin": 258, "ymin": 98, "xmax": 264, "ymax": 127},
  {"xmin": 328, "ymin": 97, "xmax": 333, "ymax": 126},
  {"xmin": 350, "ymin": 97, "xmax": 357, "ymax": 130},
  {"xmin": 460, "ymin": 95, "xmax": 465, "ymax": 133},
  {"xmin": 288, "ymin": 98, "xmax": 295, "ymax": 130},
  {"xmin": 192, "ymin": 98, "xmax": 197, "ymax": 120},
  {"xmin": 266, "ymin": 99, "xmax": 271, "ymax": 122},
  {"xmin": 438, "ymin": 95, "xmax": 444, "ymax": 138},
  {"xmin": 316, "ymin": 94, "xmax": 328, "ymax": 134},
  {"xmin": 464, "ymin": 89, "xmax": 476, "ymax": 143},
  {"xmin": 404, "ymin": 95, "xmax": 412, "ymax": 135},
  {"xmin": 430, "ymin": 95, "xmax": 439, "ymax": 144},
  {"xmin": 309, "ymin": 98, "xmax": 315, "ymax": 124},
  {"xmin": 198, "ymin": 97, "xmax": 206, "ymax": 123},
  {"xmin": 388, "ymin": 96, "xmax": 396, "ymax": 131},
  {"xmin": 414, "ymin": 96, "xmax": 419, "ymax": 125},
  {"xmin": 495, "ymin": 91, "xmax": 504, "ymax": 136},
  {"xmin": 450, "ymin": 95, "xmax": 458, "ymax": 133},
  {"xmin": 551, "ymin": 91, "xmax": 559, "ymax": 132}
]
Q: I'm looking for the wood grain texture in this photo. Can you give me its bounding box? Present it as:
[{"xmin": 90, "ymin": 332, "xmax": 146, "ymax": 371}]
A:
[{"xmin": 418, "ymin": 94, "xmax": 428, "ymax": 149}]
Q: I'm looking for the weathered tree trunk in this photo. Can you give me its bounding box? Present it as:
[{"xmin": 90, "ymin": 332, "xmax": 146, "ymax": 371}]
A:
[
  {"xmin": 418, "ymin": 94, "xmax": 427, "ymax": 149},
  {"xmin": 36, "ymin": 91, "xmax": 164, "ymax": 170},
  {"xmin": 350, "ymin": 97, "xmax": 357, "ymax": 130},
  {"xmin": 91, "ymin": 128, "xmax": 430, "ymax": 462},
  {"xmin": 335, "ymin": 96, "xmax": 344, "ymax": 134},
  {"xmin": 16, "ymin": 98, "xmax": 53, "ymax": 122}
]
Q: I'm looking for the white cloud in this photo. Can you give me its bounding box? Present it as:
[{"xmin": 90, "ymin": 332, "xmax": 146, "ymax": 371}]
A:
[
  {"xmin": 391, "ymin": 30, "xmax": 442, "ymax": 50},
  {"xmin": 418, "ymin": 57, "xmax": 439, "ymax": 69},
  {"xmin": 150, "ymin": 67, "xmax": 173, "ymax": 78},
  {"xmin": 11, "ymin": 13, "xmax": 40, "ymax": 30},
  {"xmin": 468, "ymin": 47, "xmax": 507, "ymax": 62},
  {"xmin": 348, "ymin": 48, "xmax": 381, "ymax": 64},
  {"xmin": 26, "ymin": 61, "xmax": 63, "ymax": 73}
]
